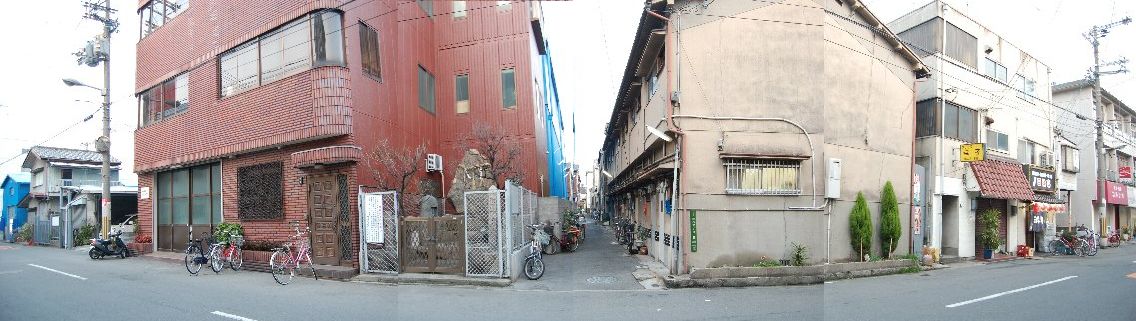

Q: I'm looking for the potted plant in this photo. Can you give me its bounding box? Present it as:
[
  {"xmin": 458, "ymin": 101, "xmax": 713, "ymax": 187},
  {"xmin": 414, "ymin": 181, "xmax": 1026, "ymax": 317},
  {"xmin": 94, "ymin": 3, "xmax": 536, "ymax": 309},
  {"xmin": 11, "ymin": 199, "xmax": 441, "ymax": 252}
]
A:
[
  {"xmin": 1122, "ymin": 226, "xmax": 1131, "ymax": 241},
  {"xmin": 979, "ymin": 209, "xmax": 1002, "ymax": 260}
]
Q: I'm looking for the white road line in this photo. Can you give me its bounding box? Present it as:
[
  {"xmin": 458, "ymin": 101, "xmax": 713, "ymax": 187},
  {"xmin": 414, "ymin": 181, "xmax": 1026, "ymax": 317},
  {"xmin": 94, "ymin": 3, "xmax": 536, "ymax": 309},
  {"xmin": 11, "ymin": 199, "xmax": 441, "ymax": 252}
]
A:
[
  {"xmin": 27, "ymin": 264, "xmax": 87, "ymax": 280},
  {"xmin": 211, "ymin": 311, "xmax": 259, "ymax": 321},
  {"xmin": 946, "ymin": 276, "xmax": 1077, "ymax": 308}
]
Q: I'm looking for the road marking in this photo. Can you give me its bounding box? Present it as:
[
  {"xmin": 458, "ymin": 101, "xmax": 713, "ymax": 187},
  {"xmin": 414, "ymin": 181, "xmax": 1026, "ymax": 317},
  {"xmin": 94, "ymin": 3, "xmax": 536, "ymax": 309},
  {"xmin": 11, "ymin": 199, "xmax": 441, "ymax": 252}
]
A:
[
  {"xmin": 0, "ymin": 270, "xmax": 21, "ymax": 275},
  {"xmin": 27, "ymin": 264, "xmax": 87, "ymax": 280},
  {"xmin": 211, "ymin": 311, "xmax": 258, "ymax": 321},
  {"xmin": 0, "ymin": 246, "xmax": 14, "ymax": 250},
  {"xmin": 946, "ymin": 276, "xmax": 1076, "ymax": 308},
  {"xmin": 1127, "ymin": 272, "xmax": 1136, "ymax": 280}
]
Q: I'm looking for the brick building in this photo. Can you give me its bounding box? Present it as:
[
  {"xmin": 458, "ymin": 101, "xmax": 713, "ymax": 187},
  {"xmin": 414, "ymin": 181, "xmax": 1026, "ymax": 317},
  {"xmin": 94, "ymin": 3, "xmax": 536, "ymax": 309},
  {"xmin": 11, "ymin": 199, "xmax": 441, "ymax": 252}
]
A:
[{"xmin": 133, "ymin": 0, "xmax": 566, "ymax": 268}]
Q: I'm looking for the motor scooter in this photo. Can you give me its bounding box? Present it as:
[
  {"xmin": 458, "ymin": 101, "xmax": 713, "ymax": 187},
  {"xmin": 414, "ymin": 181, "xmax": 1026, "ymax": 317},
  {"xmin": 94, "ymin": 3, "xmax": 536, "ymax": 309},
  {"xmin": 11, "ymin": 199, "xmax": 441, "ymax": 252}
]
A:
[{"xmin": 89, "ymin": 230, "xmax": 130, "ymax": 259}]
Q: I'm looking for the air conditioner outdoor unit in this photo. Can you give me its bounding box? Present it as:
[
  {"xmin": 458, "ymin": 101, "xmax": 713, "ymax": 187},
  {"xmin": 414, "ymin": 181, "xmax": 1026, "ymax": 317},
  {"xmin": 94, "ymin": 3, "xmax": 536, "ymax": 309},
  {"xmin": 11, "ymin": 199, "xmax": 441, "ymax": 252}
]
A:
[
  {"xmin": 1037, "ymin": 152, "xmax": 1054, "ymax": 169},
  {"xmin": 426, "ymin": 154, "xmax": 442, "ymax": 172}
]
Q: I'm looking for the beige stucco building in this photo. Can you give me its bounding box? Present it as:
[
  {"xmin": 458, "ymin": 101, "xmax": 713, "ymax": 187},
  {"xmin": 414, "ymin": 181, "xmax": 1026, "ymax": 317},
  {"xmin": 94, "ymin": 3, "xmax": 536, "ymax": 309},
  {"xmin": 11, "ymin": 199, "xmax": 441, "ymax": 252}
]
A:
[{"xmin": 599, "ymin": 0, "xmax": 928, "ymax": 273}]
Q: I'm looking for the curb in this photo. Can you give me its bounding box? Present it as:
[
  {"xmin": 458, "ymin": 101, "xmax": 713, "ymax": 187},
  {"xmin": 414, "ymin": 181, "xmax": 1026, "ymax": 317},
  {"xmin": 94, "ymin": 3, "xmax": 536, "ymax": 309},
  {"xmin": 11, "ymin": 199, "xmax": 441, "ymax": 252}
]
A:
[{"xmin": 350, "ymin": 274, "xmax": 511, "ymax": 287}]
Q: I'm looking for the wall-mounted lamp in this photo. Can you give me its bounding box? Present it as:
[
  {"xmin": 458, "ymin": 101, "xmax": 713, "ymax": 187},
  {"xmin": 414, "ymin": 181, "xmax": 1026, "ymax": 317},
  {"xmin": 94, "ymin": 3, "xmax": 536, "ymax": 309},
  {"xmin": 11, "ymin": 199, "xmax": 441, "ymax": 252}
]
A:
[
  {"xmin": 646, "ymin": 125, "xmax": 673, "ymax": 142},
  {"xmin": 298, "ymin": 177, "xmax": 305, "ymax": 185}
]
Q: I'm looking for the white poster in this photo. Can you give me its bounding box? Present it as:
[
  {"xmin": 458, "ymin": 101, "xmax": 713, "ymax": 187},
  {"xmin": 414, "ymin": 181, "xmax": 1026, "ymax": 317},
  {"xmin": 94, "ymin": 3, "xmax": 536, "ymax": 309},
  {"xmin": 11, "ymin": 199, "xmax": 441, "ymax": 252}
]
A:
[
  {"xmin": 140, "ymin": 187, "xmax": 150, "ymax": 200},
  {"xmin": 363, "ymin": 193, "xmax": 385, "ymax": 244}
]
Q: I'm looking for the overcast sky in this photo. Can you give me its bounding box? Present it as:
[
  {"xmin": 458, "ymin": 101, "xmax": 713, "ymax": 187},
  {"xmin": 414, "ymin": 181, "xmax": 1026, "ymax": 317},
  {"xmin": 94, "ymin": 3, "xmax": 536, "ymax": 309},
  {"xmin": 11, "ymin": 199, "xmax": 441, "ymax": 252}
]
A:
[{"xmin": 0, "ymin": 0, "xmax": 1132, "ymax": 188}]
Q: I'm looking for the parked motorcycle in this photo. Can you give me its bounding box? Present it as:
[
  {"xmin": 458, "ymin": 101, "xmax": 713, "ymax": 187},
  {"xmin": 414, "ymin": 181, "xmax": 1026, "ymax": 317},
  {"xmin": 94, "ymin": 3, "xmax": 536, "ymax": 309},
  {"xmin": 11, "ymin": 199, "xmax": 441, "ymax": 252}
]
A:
[{"xmin": 89, "ymin": 230, "xmax": 130, "ymax": 259}]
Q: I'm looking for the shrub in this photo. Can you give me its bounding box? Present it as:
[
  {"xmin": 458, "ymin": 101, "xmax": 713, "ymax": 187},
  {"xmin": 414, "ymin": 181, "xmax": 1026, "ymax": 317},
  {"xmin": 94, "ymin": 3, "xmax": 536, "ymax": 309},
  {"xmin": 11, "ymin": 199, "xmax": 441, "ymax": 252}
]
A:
[
  {"xmin": 753, "ymin": 256, "xmax": 781, "ymax": 267},
  {"xmin": 979, "ymin": 208, "xmax": 1002, "ymax": 249},
  {"xmin": 213, "ymin": 222, "xmax": 244, "ymax": 244},
  {"xmin": 790, "ymin": 242, "xmax": 809, "ymax": 266},
  {"xmin": 879, "ymin": 181, "xmax": 902, "ymax": 258},
  {"xmin": 75, "ymin": 224, "xmax": 97, "ymax": 246},
  {"xmin": 134, "ymin": 233, "xmax": 152, "ymax": 244},
  {"xmin": 17, "ymin": 224, "xmax": 33, "ymax": 242},
  {"xmin": 849, "ymin": 192, "xmax": 873, "ymax": 261},
  {"xmin": 241, "ymin": 240, "xmax": 283, "ymax": 251}
]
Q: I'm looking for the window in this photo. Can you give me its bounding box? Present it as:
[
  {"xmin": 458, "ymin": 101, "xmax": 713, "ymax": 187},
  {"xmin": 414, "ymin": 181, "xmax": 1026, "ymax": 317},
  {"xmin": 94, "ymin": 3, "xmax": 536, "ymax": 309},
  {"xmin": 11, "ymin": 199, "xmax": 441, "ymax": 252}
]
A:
[
  {"xmin": 359, "ymin": 22, "xmax": 382, "ymax": 80},
  {"xmin": 498, "ymin": 1, "xmax": 511, "ymax": 9},
  {"xmin": 724, "ymin": 159, "xmax": 801, "ymax": 195},
  {"xmin": 156, "ymin": 163, "xmax": 222, "ymax": 227},
  {"xmin": 455, "ymin": 74, "xmax": 470, "ymax": 114},
  {"xmin": 1016, "ymin": 74, "xmax": 1036, "ymax": 99},
  {"xmin": 944, "ymin": 22, "xmax": 977, "ymax": 69},
  {"xmin": 453, "ymin": 1, "xmax": 467, "ymax": 18},
  {"xmin": 984, "ymin": 58, "xmax": 1008, "ymax": 83},
  {"xmin": 139, "ymin": 73, "xmax": 189, "ymax": 127},
  {"xmin": 501, "ymin": 68, "xmax": 516, "ymax": 109},
  {"xmin": 943, "ymin": 101, "xmax": 977, "ymax": 142},
  {"xmin": 986, "ymin": 130, "xmax": 1009, "ymax": 151},
  {"xmin": 1018, "ymin": 139, "xmax": 1036, "ymax": 164},
  {"xmin": 237, "ymin": 162, "xmax": 282, "ymax": 220},
  {"xmin": 418, "ymin": 65, "xmax": 436, "ymax": 113},
  {"xmin": 33, "ymin": 172, "xmax": 43, "ymax": 187},
  {"xmin": 219, "ymin": 11, "xmax": 345, "ymax": 98},
  {"xmin": 140, "ymin": 0, "xmax": 189, "ymax": 38},
  {"xmin": 915, "ymin": 99, "xmax": 938, "ymax": 137},
  {"xmin": 417, "ymin": 0, "xmax": 433, "ymax": 16}
]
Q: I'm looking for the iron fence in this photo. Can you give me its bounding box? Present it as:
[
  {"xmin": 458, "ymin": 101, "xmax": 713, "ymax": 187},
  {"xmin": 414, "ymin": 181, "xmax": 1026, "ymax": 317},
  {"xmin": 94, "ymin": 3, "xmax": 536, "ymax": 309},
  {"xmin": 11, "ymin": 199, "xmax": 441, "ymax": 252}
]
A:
[
  {"xmin": 464, "ymin": 190, "xmax": 504, "ymax": 277},
  {"xmin": 359, "ymin": 189, "xmax": 399, "ymax": 274}
]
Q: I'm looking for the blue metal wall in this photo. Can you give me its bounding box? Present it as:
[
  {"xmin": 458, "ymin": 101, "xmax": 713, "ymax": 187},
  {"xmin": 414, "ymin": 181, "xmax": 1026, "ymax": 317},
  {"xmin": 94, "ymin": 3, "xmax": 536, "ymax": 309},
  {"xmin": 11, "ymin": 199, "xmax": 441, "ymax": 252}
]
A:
[
  {"xmin": 2, "ymin": 174, "xmax": 30, "ymax": 242},
  {"xmin": 539, "ymin": 45, "xmax": 568, "ymax": 199}
]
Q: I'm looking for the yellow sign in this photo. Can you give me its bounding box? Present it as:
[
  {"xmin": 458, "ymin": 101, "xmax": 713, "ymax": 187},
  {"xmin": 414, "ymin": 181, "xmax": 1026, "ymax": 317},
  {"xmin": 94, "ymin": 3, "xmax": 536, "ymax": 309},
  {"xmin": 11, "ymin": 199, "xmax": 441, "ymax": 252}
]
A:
[{"xmin": 961, "ymin": 143, "xmax": 985, "ymax": 162}]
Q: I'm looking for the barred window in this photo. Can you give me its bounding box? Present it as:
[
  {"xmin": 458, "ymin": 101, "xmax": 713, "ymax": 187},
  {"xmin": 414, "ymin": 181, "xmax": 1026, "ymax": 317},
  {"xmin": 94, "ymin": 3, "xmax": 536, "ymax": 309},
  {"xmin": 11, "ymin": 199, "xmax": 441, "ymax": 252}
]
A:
[
  {"xmin": 724, "ymin": 159, "xmax": 801, "ymax": 195},
  {"xmin": 238, "ymin": 162, "xmax": 283, "ymax": 220}
]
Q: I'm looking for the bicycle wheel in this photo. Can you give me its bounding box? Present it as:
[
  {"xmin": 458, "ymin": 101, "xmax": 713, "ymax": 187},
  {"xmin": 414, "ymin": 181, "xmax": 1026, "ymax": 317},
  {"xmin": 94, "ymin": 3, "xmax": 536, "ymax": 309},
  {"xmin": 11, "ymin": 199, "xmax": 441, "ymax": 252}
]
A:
[
  {"xmin": 185, "ymin": 247, "xmax": 202, "ymax": 275},
  {"xmin": 306, "ymin": 252, "xmax": 318, "ymax": 280},
  {"xmin": 1047, "ymin": 240, "xmax": 1064, "ymax": 256},
  {"xmin": 209, "ymin": 245, "xmax": 225, "ymax": 273},
  {"xmin": 1086, "ymin": 239, "xmax": 1098, "ymax": 256},
  {"xmin": 524, "ymin": 257, "xmax": 544, "ymax": 280},
  {"xmin": 270, "ymin": 250, "xmax": 295, "ymax": 285},
  {"xmin": 567, "ymin": 235, "xmax": 580, "ymax": 252},
  {"xmin": 1074, "ymin": 241, "xmax": 1086, "ymax": 257},
  {"xmin": 229, "ymin": 247, "xmax": 243, "ymax": 271}
]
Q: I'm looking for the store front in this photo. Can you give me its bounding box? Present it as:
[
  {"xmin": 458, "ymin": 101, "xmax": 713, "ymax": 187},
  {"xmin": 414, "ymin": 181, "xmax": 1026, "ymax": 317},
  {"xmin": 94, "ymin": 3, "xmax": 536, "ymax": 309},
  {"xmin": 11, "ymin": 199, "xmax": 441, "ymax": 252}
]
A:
[{"xmin": 967, "ymin": 158, "xmax": 1035, "ymax": 256}]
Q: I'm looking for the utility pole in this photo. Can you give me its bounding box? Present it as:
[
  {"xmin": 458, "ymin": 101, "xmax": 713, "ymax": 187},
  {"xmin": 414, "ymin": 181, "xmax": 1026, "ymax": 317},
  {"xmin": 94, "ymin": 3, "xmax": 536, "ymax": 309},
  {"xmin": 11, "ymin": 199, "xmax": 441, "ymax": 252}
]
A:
[
  {"xmin": 75, "ymin": 0, "xmax": 118, "ymax": 239},
  {"xmin": 1088, "ymin": 17, "xmax": 1130, "ymax": 236}
]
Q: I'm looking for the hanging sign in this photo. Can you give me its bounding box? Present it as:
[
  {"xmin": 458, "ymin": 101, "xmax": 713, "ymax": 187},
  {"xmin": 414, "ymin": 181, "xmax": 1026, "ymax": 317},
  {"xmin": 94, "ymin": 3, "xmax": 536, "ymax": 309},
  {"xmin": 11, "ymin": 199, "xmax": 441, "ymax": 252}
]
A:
[
  {"xmin": 1105, "ymin": 181, "xmax": 1128, "ymax": 205},
  {"xmin": 1121, "ymin": 166, "xmax": 1133, "ymax": 179},
  {"xmin": 689, "ymin": 210, "xmax": 698, "ymax": 253},
  {"xmin": 912, "ymin": 206, "xmax": 922, "ymax": 235},
  {"xmin": 363, "ymin": 193, "xmax": 385, "ymax": 244},
  {"xmin": 960, "ymin": 143, "xmax": 985, "ymax": 162},
  {"xmin": 1023, "ymin": 165, "xmax": 1056, "ymax": 192},
  {"xmin": 1030, "ymin": 210, "xmax": 1046, "ymax": 232}
]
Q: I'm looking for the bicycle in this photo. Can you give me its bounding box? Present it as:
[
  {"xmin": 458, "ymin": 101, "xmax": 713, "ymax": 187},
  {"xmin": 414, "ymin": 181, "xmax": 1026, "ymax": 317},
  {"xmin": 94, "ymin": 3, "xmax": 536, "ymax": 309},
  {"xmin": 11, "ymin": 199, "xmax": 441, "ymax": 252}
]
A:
[
  {"xmin": 184, "ymin": 231, "xmax": 212, "ymax": 275},
  {"xmin": 270, "ymin": 221, "xmax": 317, "ymax": 285},
  {"xmin": 1047, "ymin": 234, "xmax": 1085, "ymax": 257},
  {"xmin": 524, "ymin": 225, "xmax": 547, "ymax": 280},
  {"xmin": 208, "ymin": 233, "xmax": 245, "ymax": 273},
  {"xmin": 1105, "ymin": 227, "xmax": 1121, "ymax": 248},
  {"xmin": 1075, "ymin": 225, "xmax": 1099, "ymax": 256}
]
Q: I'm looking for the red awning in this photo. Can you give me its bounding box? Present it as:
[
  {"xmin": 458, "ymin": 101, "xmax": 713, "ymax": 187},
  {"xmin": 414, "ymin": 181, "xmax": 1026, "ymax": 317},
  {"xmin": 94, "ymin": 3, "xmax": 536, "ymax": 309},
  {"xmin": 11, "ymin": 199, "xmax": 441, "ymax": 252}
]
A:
[{"xmin": 970, "ymin": 159, "xmax": 1034, "ymax": 200}]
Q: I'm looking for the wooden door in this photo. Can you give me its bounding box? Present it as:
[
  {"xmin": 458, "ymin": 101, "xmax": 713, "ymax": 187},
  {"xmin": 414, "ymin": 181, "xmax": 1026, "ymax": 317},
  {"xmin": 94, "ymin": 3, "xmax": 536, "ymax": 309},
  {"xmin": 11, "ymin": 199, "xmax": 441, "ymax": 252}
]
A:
[{"xmin": 309, "ymin": 175, "xmax": 340, "ymax": 266}]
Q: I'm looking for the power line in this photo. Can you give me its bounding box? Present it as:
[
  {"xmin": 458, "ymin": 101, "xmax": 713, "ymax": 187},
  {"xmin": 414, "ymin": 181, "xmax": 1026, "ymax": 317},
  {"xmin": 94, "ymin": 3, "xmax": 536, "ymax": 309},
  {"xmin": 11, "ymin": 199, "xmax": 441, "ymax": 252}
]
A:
[{"xmin": 0, "ymin": 106, "xmax": 104, "ymax": 167}]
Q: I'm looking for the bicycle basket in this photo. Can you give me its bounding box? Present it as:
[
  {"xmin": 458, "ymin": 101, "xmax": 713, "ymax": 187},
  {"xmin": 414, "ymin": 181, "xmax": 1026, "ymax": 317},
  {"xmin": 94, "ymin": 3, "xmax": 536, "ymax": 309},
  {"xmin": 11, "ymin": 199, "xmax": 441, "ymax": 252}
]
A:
[
  {"xmin": 535, "ymin": 231, "xmax": 550, "ymax": 246},
  {"xmin": 231, "ymin": 235, "xmax": 245, "ymax": 247}
]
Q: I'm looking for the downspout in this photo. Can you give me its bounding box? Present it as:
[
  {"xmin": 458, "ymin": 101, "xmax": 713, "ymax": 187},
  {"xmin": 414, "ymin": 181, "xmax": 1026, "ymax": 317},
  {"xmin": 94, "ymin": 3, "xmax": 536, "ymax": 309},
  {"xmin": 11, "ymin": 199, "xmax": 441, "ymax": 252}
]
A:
[
  {"xmin": 909, "ymin": 79, "xmax": 917, "ymax": 255},
  {"xmin": 648, "ymin": 5, "xmax": 685, "ymax": 275}
]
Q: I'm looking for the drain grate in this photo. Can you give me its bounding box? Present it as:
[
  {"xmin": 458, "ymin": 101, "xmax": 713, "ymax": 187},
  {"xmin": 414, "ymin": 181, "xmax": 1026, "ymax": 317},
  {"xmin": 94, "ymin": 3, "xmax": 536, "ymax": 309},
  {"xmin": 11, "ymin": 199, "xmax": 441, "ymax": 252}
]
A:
[{"xmin": 587, "ymin": 276, "xmax": 617, "ymax": 284}]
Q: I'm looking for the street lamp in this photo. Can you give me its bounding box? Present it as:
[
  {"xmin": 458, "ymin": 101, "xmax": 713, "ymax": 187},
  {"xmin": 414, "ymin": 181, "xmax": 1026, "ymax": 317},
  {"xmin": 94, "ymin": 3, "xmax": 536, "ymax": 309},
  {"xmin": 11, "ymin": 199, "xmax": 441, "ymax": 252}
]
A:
[{"xmin": 64, "ymin": 77, "xmax": 112, "ymax": 240}]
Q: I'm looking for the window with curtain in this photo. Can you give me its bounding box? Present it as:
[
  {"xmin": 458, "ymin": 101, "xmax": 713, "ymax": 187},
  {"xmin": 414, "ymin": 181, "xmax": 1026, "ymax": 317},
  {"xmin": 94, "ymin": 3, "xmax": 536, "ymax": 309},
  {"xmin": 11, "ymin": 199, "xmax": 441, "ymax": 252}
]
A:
[
  {"xmin": 456, "ymin": 74, "xmax": 470, "ymax": 114},
  {"xmin": 502, "ymin": 68, "xmax": 516, "ymax": 109},
  {"xmin": 219, "ymin": 10, "xmax": 345, "ymax": 98},
  {"xmin": 138, "ymin": 73, "xmax": 188, "ymax": 127},
  {"xmin": 140, "ymin": 0, "xmax": 189, "ymax": 38},
  {"xmin": 157, "ymin": 163, "xmax": 222, "ymax": 227},
  {"xmin": 1018, "ymin": 139, "xmax": 1036, "ymax": 164},
  {"xmin": 359, "ymin": 22, "xmax": 381, "ymax": 80},
  {"xmin": 915, "ymin": 99, "xmax": 938, "ymax": 137},
  {"xmin": 943, "ymin": 101, "xmax": 976, "ymax": 142}
]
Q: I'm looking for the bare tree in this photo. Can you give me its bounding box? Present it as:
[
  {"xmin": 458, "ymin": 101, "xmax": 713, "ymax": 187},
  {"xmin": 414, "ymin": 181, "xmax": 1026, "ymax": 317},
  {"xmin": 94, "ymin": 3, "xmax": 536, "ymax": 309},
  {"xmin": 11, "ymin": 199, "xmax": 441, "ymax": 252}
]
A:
[
  {"xmin": 463, "ymin": 123, "xmax": 526, "ymax": 186},
  {"xmin": 365, "ymin": 139, "xmax": 426, "ymax": 216}
]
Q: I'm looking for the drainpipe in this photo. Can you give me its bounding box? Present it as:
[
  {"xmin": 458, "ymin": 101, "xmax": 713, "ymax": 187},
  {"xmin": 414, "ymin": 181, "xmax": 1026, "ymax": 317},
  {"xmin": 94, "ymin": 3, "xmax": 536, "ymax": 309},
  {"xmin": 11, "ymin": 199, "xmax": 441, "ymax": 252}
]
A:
[{"xmin": 648, "ymin": 5, "xmax": 685, "ymax": 275}]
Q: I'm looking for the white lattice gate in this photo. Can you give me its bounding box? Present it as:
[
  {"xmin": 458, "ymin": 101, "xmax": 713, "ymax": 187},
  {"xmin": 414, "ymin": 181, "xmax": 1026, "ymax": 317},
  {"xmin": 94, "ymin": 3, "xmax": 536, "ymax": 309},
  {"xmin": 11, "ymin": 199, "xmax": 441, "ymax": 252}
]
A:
[
  {"xmin": 359, "ymin": 189, "xmax": 399, "ymax": 274},
  {"xmin": 464, "ymin": 190, "xmax": 505, "ymax": 277}
]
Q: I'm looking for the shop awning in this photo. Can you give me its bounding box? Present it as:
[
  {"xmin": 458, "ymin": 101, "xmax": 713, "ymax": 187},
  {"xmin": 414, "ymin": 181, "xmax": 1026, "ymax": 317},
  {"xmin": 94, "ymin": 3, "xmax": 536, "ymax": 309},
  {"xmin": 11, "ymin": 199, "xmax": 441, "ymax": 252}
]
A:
[{"xmin": 969, "ymin": 158, "xmax": 1034, "ymax": 200}]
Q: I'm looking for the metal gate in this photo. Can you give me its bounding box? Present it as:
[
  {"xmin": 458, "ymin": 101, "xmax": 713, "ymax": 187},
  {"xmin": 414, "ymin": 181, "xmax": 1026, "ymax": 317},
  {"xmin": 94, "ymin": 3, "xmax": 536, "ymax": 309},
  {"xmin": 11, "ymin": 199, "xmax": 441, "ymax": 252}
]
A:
[
  {"xmin": 401, "ymin": 216, "xmax": 464, "ymax": 274},
  {"xmin": 359, "ymin": 189, "xmax": 399, "ymax": 274},
  {"xmin": 34, "ymin": 218, "xmax": 57, "ymax": 246},
  {"xmin": 464, "ymin": 190, "xmax": 505, "ymax": 277}
]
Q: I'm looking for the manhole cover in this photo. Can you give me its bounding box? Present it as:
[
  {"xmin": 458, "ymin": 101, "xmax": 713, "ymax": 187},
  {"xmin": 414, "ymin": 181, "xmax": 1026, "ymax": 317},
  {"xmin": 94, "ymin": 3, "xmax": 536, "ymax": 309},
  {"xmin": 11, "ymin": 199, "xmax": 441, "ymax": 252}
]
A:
[{"xmin": 587, "ymin": 276, "xmax": 617, "ymax": 284}]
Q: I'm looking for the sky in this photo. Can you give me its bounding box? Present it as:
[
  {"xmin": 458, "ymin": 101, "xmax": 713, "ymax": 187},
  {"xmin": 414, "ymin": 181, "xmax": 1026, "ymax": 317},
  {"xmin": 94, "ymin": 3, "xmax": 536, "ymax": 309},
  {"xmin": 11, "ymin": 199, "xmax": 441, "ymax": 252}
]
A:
[{"xmin": 0, "ymin": 0, "xmax": 1132, "ymax": 189}]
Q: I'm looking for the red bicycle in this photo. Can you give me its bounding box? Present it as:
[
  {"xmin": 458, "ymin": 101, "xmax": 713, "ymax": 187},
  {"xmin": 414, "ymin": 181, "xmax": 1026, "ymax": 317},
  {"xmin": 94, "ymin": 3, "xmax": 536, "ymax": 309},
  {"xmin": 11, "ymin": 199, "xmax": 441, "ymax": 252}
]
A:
[
  {"xmin": 208, "ymin": 233, "xmax": 244, "ymax": 272},
  {"xmin": 1106, "ymin": 228, "xmax": 1122, "ymax": 248}
]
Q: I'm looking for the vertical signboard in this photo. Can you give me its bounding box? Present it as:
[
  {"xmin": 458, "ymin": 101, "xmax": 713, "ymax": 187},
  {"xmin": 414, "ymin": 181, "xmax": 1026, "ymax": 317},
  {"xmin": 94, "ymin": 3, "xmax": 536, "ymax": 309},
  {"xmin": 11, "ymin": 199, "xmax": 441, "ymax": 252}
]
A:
[
  {"xmin": 912, "ymin": 165, "xmax": 926, "ymax": 253},
  {"xmin": 689, "ymin": 210, "xmax": 698, "ymax": 253},
  {"xmin": 363, "ymin": 193, "xmax": 385, "ymax": 244}
]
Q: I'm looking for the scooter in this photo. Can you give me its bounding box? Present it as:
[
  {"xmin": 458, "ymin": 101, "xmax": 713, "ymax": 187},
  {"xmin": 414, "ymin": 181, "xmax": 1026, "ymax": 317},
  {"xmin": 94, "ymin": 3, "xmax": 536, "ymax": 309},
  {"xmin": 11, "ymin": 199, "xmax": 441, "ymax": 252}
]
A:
[{"xmin": 89, "ymin": 230, "xmax": 130, "ymax": 259}]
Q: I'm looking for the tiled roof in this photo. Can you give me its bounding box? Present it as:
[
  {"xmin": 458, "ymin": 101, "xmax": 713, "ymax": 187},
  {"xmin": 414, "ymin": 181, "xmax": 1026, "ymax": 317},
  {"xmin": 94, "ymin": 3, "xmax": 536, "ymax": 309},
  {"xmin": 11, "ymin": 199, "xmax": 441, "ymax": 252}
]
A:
[
  {"xmin": 1051, "ymin": 79, "xmax": 1092, "ymax": 93},
  {"xmin": 970, "ymin": 159, "xmax": 1034, "ymax": 200},
  {"xmin": 29, "ymin": 146, "xmax": 121, "ymax": 165}
]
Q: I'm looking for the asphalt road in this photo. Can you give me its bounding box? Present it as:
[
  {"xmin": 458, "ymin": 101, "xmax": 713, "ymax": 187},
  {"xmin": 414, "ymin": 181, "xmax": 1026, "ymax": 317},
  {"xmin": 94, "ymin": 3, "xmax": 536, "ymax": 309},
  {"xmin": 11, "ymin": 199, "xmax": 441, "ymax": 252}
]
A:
[
  {"xmin": 3, "ymin": 237, "xmax": 1132, "ymax": 321},
  {"xmin": 823, "ymin": 244, "xmax": 1136, "ymax": 321}
]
